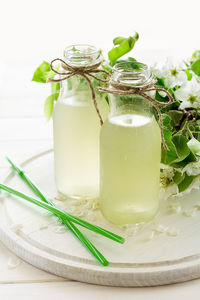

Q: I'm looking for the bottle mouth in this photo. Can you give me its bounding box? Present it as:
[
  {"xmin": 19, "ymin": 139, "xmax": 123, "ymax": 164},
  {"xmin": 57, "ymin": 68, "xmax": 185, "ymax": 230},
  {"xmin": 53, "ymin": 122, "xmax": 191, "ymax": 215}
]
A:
[
  {"xmin": 64, "ymin": 44, "xmax": 101, "ymax": 66},
  {"xmin": 112, "ymin": 61, "xmax": 153, "ymax": 86}
]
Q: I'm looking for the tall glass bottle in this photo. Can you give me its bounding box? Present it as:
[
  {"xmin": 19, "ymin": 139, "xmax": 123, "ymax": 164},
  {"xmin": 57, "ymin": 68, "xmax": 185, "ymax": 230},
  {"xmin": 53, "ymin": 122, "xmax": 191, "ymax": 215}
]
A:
[
  {"xmin": 100, "ymin": 62, "xmax": 161, "ymax": 225},
  {"xmin": 53, "ymin": 45, "xmax": 109, "ymax": 199}
]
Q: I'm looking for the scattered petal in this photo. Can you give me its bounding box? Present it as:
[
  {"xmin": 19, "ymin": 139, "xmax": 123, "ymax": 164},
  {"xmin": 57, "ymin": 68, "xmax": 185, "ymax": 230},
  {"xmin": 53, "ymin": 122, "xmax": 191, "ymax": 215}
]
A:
[
  {"xmin": 42, "ymin": 211, "xmax": 54, "ymax": 217},
  {"xmin": 167, "ymin": 228, "xmax": 180, "ymax": 236},
  {"xmin": 39, "ymin": 223, "xmax": 48, "ymax": 230},
  {"xmin": 183, "ymin": 208, "xmax": 197, "ymax": 217},
  {"xmin": 147, "ymin": 231, "xmax": 155, "ymax": 240},
  {"xmin": 9, "ymin": 223, "xmax": 23, "ymax": 233},
  {"xmin": 195, "ymin": 204, "xmax": 200, "ymax": 210},
  {"xmin": 53, "ymin": 226, "xmax": 67, "ymax": 233},
  {"xmin": 168, "ymin": 202, "xmax": 182, "ymax": 214},
  {"xmin": 155, "ymin": 224, "xmax": 168, "ymax": 233},
  {"xmin": 8, "ymin": 256, "xmax": 21, "ymax": 269}
]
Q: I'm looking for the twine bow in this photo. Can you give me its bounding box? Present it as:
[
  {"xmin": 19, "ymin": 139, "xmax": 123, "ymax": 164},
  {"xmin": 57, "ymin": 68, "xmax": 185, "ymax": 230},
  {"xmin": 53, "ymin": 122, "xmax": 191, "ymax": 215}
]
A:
[
  {"xmin": 47, "ymin": 58, "xmax": 111, "ymax": 125},
  {"xmin": 99, "ymin": 80, "xmax": 174, "ymax": 150}
]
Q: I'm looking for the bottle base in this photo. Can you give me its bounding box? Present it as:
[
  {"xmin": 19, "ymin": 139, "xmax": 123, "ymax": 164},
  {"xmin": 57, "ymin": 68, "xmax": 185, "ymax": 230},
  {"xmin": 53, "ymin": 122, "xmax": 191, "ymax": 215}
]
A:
[
  {"xmin": 57, "ymin": 190, "xmax": 98, "ymax": 201},
  {"xmin": 100, "ymin": 206, "xmax": 159, "ymax": 226}
]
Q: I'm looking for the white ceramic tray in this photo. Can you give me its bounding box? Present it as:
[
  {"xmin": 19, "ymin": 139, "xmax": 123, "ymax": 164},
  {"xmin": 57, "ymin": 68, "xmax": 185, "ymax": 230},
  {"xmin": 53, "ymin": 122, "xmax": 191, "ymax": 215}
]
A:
[{"xmin": 1, "ymin": 149, "xmax": 200, "ymax": 287}]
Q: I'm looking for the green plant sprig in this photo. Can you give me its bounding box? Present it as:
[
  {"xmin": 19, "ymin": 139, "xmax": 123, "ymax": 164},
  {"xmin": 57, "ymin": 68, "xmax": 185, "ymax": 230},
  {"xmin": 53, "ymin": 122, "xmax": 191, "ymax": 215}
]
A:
[
  {"xmin": 108, "ymin": 32, "xmax": 139, "ymax": 63},
  {"xmin": 154, "ymin": 50, "xmax": 200, "ymax": 192}
]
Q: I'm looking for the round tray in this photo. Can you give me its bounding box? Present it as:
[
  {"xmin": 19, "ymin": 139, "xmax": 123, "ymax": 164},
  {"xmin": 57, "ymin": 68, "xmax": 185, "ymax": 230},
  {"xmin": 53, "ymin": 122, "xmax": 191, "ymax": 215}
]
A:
[{"xmin": 1, "ymin": 149, "xmax": 200, "ymax": 287}]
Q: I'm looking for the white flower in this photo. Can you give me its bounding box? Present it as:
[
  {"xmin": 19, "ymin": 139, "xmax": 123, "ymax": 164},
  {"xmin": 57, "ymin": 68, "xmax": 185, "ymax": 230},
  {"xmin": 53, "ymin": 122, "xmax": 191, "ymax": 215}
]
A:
[
  {"xmin": 182, "ymin": 156, "xmax": 200, "ymax": 176},
  {"xmin": 164, "ymin": 70, "xmax": 187, "ymax": 89},
  {"xmin": 160, "ymin": 164, "xmax": 175, "ymax": 186},
  {"xmin": 151, "ymin": 59, "xmax": 188, "ymax": 89},
  {"xmin": 174, "ymin": 77, "xmax": 200, "ymax": 109}
]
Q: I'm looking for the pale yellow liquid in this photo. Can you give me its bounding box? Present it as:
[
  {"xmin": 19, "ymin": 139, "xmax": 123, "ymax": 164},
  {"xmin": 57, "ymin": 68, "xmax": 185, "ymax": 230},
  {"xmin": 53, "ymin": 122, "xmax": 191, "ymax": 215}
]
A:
[
  {"xmin": 53, "ymin": 92, "xmax": 108, "ymax": 199},
  {"xmin": 100, "ymin": 113, "xmax": 161, "ymax": 225}
]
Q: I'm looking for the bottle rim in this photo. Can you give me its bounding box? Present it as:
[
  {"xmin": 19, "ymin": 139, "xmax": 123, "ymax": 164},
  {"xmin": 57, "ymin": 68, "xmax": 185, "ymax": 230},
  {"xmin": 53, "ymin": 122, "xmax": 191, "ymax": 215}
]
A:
[
  {"xmin": 64, "ymin": 44, "xmax": 101, "ymax": 66},
  {"xmin": 112, "ymin": 61, "xmax": 153, "ymax": 86}
]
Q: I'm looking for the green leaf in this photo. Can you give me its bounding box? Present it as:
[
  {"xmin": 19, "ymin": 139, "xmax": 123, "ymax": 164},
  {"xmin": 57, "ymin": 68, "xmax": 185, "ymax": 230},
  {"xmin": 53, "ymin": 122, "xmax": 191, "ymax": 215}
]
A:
[
  {"xmin": 161, "ymin": 131, "xmax": 191, "ymax": 165},
  {"xmin": 103, "ymin": 93, "xmax": 109, "ymax": 105},
  {"xmin": 45, "ymin": 64, "xmax": 60, "ymax": 80},
  {"xmin": 161, "ymin": 100, "xmax": 180, "ymax": 113},
  {"xmin": 32, "ymin": 61, "xmax": 51, "ymax": 83},
  {"xmin": 127, "ymin": 57, "xmax": 136, "ymax": 62},
  {"xmin": 172, "ymin": 152, "xmax": 198, "ymax": 168},
  {"xmin": 167, "ymin": 110, "xmax": 183, "ymax": 128},
  {"xmin": 155, "ymin": 91, "xmax": 169, "ymax": 103},
  {"xmin": 109, "ymin": 57, "xmax": 137, "ymax": 67},
  {"xmin": 173, "ymin": 171, "xmax": 185, "ymax": 185},
  {"xmin": 113, "ymin": 37, "xmax": 126, "ymax": 45},
  {"xmin": 161, "ymin": 128, "xmax": 178, "ymax": 165},
  {"xmin": 191, "ymin": 59, "xmax": 200, "ymax": 76},
  {"xmin": 162, "ymin": 113, "xmax": 172, "ymax": 130},
  {"xmin": 161, "ymin": 114, "xmax": 179, "ymax": 164},
  {"xmin": 51, "ymin": 82, "xmax": 60, "ymax": 100},
  {"xmin": 155, "ymin": 91, "xmax": 179, "ymax": 114},
  {"xmin": 172, "ymin": 135, "xmax": 190, "ymax": 163},
  {"xmin": 156, "ymin": 77, "xmax": 165, "ymax": 87},
  {"xmin": 161, "ymin": 145, "xmax": 178, "ymax": 165},
  {"xmin": 44, "ymin": 95, "xmax": 55, "ymax": 120},
  {"xmin": 188, "ymin": 119, "xmax": 200, "ymax": 141},
  {"xmin": 108, "ymin": 32, "xmax": 139, "ymax": 62},
  {"xmin": 187, "ymin": 137, "xmax": 200, "ymax": 156},
  {"xmin": 191, "ymin": 50, "xmax": 200, "ymax": 61},
  {"xmin": 178, "ymin": 173, "xmax": 196, "ymax": 193},
  {"xmin": 101, "ymin": 64, "xmax": 113, "ymax": 73},
  {"xmin": 185, "ymin": 69, "xmax": 193, "ymax": 80}
]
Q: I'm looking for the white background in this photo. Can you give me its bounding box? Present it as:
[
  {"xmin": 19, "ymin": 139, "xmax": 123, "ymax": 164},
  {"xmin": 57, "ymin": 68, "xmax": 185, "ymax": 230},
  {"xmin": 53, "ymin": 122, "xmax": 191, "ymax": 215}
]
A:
[{"xmin": 1, "ymin": 0, "xmax": 200, "ymax": 65}]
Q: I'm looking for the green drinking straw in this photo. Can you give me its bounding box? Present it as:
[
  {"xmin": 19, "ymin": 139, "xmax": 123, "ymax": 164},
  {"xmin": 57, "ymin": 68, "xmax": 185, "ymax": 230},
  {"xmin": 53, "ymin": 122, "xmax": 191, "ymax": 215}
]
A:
[
  {"xmin": 2, "ymin": 158, "xmax": 125, "ymax": 266},
  {"xmin": 5, "ymin": 157, "xmax": 124, "ymax": 244},
  {"xmin": 0, "ymin": 182, "xmax": 109, "ymax": 266},
  {"xmin": 6, "ymin": 158, "xmax": 110, "ymax": 267}
]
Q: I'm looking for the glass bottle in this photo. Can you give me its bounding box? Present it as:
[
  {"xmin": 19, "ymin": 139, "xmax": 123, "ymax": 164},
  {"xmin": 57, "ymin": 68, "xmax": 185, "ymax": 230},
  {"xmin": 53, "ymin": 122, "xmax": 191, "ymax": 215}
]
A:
[
  {"xmin": 53, "ymin": 45, "xmax": 109, "ymax": 199},
  {"xmin": 100, "ymin": 62, "xmax": 161, "ymax": 225}
]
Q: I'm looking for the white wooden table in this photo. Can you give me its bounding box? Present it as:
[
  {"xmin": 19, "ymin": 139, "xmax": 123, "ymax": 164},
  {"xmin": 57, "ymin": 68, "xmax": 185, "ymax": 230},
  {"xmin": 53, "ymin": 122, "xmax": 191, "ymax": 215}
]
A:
[{"xmin": 1, "ymin": 64, "xmax": 200, "ymax": 299}]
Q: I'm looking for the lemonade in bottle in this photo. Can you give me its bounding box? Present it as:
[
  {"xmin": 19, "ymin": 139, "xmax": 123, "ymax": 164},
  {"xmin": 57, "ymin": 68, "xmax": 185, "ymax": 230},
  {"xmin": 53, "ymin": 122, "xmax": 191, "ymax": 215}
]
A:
[
  {"xmin": 100, "ymin": 62, "xmax": 161, "ymax": 225},
  {"xmin": 53, "ymin": 45, "xmax": 109, "ymax": 199}
]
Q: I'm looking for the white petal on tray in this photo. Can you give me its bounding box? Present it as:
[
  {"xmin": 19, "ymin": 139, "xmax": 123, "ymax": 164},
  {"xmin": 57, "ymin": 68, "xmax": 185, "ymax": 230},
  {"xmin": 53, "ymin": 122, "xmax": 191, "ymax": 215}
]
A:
[
  {"xmin": 53, "ymin": 226, "xmax": 67, "ymax": 233},
  {"xmin": 155, "ymin": 224, "xmax": 169, "ymax": 233},
  {"xmin": 39, "ymin": 223, "xmax": 48, "ymax": 230},
  {"xmin": 183, "ymin": 208, "xmax": 197, "ymax": 217},
  {"xmin": 9, "ymin": 223, "xmax": 23, "ymax": 233},
  {"xmin": 167, "ymin": 228, "xmax": 180, "ymax": 236},
  {"xmin": 147, "ymin": 231, "xmax": 155, "ymax": 240},
  {"xmin": 7, "ymin": 256, "xmax": 21, "ymax": 269}
]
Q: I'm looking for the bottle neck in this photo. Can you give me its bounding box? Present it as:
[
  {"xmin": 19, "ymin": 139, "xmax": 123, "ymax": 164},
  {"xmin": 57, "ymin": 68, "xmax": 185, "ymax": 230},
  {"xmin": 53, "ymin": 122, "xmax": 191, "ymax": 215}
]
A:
[
  {"xmin": 108, "ymin": 61, "xmax": 154, "ymax": 118},
  {"xmin": 60, "ymin": 44, "xmax": 101, "ymax": 97}
]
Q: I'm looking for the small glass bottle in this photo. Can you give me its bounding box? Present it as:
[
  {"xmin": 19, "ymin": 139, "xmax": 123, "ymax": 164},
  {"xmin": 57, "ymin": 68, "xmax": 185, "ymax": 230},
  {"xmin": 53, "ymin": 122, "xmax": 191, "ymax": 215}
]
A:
[
  {"xmin": 53, "ymin": 45, "xmax": 109, "ymax": 199},
  {"xmin": 100, "ymin": 62, "xmax": 161, "ymax": 225}
]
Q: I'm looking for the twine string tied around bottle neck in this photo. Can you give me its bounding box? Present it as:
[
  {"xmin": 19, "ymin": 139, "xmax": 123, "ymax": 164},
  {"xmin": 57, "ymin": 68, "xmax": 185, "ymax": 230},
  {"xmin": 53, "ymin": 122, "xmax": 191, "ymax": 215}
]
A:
[{"xmin": 47, "ymin": 58, "xmax": 111, "ymax": 126}]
